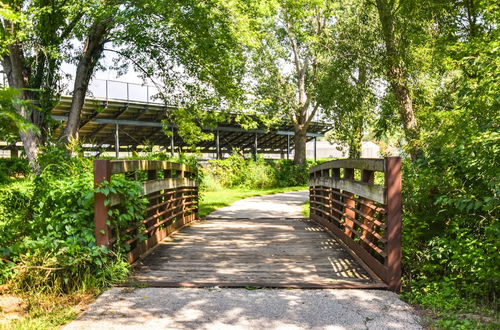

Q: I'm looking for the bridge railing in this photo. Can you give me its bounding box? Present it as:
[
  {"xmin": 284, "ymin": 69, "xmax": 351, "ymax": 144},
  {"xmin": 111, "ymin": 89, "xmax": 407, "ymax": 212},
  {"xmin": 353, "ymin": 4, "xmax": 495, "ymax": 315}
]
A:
[
  {"xmin": 309, "ymin": 157, "xmax": 402, "ymax": 292},
  {"xmin": 93, "ymin": 159, "xmax": 199, "ymax": 263}
]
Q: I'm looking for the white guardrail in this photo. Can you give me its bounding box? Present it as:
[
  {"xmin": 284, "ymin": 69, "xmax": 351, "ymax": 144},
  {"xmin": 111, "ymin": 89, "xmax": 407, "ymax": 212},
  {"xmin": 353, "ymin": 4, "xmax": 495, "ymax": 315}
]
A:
[
  {"xmin": 0, "ymin": 72, "xmax": 324, "ymax": 121},
  {"xmin": 0, "ymin": 72, "xmax": 163, "ymax": 104}
]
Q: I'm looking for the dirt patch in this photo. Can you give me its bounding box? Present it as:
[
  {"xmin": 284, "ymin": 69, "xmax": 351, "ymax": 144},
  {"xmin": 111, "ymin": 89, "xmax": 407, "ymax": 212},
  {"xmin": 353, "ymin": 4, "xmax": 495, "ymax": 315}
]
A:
[{"xmin": 0, "ymin": 295, "xmax": 25, "ymax": 321}]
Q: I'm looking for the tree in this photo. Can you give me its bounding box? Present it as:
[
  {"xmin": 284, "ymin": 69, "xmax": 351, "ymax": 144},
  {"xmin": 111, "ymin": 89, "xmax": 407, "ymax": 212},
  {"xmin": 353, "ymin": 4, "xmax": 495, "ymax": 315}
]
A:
[
  {"xmin": 1, "ymin": 0, "xmax": 251, "ymax": 171},
  {"xmin": 248, "ymin": 0, "xmax": 334, "ymax": 164},
  {"xmin": 316, "ymin": 0, "xmax": 380, "ymax": 158},
  {"xmin": 62, "ymin": 1, "xmax": 118, "ymax": 143},
  {"xmin": 111, "ymin": 0, "xmax": 250, "ymax": 145},
  {"xmin": 373, "ymin": 0, "xmax": 421, "ymax": 160},
  {"xmin": 1, "ymin": 0, "xmax": 109, "ymax": 171}
]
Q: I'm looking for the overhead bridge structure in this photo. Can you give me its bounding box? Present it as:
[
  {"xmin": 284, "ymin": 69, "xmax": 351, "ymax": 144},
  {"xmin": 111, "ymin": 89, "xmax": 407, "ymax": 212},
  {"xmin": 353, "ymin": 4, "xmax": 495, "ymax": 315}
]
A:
[{"xmin": 2, "ymin": 78, "xmax": 328, "ymax": 158}]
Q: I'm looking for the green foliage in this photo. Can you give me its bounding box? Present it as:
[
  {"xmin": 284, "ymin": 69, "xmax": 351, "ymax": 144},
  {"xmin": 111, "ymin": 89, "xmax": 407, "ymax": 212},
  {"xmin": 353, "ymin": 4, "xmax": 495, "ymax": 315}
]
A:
[
  {"xmin": 0, "ymin": 87, "xmax": 37, "ymax": 143},
  {"xmin": 0, "ymin": 158, "xmax": 30, "ymax": 183},
  {"xmin": 395, "ymin": 1, "xmax": 500, "ymax": 319},
  {"xmin": 401, "ymin": 108, "xmax": 499, "ymax": 315},
  {"xmin": 402, "ymin": 133, "xmax": 499, "ymax": 310},
  {"xmin": 0, "ymin": 149, "xmax": 134, "ymax": 293},
  {"xmin": 95, "ymin": 177, "xmax": 149, "ymax": 253},
  {"xmin": 201, "ymin": 154, "xmax": 314, "ymax": 190}
]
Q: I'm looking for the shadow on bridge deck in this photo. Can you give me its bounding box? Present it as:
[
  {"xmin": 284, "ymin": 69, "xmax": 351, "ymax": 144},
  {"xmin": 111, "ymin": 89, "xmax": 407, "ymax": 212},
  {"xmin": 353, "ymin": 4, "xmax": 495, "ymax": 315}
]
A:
[{"xmin": 126, "ymin": 217, "xmax": 387, "ymax": 289}]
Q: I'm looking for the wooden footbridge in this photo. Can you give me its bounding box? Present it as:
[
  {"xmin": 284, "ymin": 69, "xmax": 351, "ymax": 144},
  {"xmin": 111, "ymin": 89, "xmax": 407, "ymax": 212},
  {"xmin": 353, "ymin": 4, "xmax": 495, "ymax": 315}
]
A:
[{"xmin": 93, "ymin": 157, "xmax": 402, "ymax": 292}]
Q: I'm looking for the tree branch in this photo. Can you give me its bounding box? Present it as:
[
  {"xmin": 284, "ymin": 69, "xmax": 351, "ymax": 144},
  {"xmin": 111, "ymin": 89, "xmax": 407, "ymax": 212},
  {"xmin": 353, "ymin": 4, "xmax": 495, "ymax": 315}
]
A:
[
  {"xmin": 102, "ymin": 48, "xmax": 164, "ymax": 91},
  {"xmin": 305, "ymin": 102, "xmax": 320, "ymax": 128}
]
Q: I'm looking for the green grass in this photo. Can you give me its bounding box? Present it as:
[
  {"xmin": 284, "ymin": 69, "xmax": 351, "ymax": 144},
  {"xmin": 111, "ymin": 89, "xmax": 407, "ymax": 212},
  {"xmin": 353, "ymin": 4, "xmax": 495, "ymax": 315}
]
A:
[
  {"xmin": 302, "ymin": 200, "xmax": 310, "ymax": 217},
  {"xmin": 198, "ymin": 186, "xmax": 308, "ymax": 218}
]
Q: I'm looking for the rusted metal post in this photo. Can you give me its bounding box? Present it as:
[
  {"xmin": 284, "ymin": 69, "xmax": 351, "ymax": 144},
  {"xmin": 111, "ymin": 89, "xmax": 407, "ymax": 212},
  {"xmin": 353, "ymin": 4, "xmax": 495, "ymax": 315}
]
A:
[
  {"xmin": 385, "ymin": 156, "xmax": 402, "ymax": 293},
  {"xmin": 94, "ymin": 159, "xmax": 111, "ymax": 247},
  {"xmin": 308, "ymin": 188, "xmax": 312, "ymax": 217},
  {"xmin": 331, "ymin": 168, "xmax": 341, "ymax": 224}
]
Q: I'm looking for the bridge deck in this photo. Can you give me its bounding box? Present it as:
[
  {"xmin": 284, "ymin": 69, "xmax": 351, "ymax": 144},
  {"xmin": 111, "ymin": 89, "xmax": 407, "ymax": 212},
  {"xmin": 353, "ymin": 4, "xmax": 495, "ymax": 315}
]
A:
[{"xmin": 128, "ymin": 218, "xmax": 387, "ymax": 289}]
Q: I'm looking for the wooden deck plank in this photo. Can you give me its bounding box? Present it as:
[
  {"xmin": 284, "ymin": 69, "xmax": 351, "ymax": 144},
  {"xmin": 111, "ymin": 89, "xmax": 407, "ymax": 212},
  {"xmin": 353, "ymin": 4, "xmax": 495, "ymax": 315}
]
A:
[{"xmin": 128, "ymin": 218, "xmax": 384, "ymax": 288}]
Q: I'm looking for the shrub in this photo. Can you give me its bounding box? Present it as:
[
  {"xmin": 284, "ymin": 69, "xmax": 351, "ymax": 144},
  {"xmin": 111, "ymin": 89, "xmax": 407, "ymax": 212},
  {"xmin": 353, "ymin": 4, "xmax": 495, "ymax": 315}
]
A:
[
  {"xmin": 402, "ymin": 115, "xmax": 499, "ymax": 310},
  {"xmin": 201, "ymin": 154, "xmax": 315, "ymax": 190},
  {"xmin": 0, "ymin": 158, "xmax": 30, "ymax": 183},
  {"xmin": 269, "ymin": 159, "xmax": 314, "ymax": 187},
  {"xmin": 0, "ymin": 149, "xmax": 146, "ymax": 293}
]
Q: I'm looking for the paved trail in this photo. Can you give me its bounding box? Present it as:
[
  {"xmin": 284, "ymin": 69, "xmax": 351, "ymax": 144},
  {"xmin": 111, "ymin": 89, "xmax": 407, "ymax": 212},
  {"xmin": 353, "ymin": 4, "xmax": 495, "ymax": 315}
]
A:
[
  {"xmin": 65, "ymin": 191, "xmax": 422, "ymax": 330},
  {"xmin": 207, "ymin": 190, "xmax": 309, "ymax": 219}
]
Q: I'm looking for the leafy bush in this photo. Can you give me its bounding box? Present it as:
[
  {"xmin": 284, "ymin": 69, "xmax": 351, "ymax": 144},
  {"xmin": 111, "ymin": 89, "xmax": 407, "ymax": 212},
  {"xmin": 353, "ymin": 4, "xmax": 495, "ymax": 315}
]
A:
[
  {"xmin": 269, "ymin": 159, "xmax": 314, "ymax": 187},
  {"xmin": 402, "ymin": 109, "xmax": 499, "ymax": 311},
  {"xmin": 0, "ymin": 150, "xmax": 148, "ymax": 293},
  {"xmin": 0, "ymin": 158, "xmax": 30, "ymax": 183},
  {"xmin": 201, "ymin": 154, "xmax": 314, "ymax": 190}
]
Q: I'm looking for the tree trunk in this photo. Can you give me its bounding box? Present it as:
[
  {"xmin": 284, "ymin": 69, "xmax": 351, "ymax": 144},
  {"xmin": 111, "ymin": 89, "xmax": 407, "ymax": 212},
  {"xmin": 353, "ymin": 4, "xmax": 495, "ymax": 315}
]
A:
[
  {"xmin": 3, "ymin": 42, "xmax": 41, "ymax": 173},
  {"xmin": 293, "ymin": 127, "xmax": 307, "ymax": 165},
  {"xmin": 62, "ymin": 18, "xmax": 112, "ymax": 144},
  {"xmin": 375, "ymin": 0, "xmax": 421, "ymax": 160},
  {"xmin": 348, "ymin": 126, "xmax": 362, "ymax": 158}
]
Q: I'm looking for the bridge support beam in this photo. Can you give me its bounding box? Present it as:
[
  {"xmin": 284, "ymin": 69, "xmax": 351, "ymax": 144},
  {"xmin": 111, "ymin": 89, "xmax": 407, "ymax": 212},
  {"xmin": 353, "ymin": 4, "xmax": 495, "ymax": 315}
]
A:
[{"xmin": 94, "ymin": 159, "xmax": 111, "ymax": 247}]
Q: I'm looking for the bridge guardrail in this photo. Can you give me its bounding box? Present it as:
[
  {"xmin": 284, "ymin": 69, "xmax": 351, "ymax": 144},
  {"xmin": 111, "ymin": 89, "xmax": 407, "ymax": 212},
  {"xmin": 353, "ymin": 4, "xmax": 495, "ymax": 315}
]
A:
[
  {"xmin": 93, "ymin": 159, "xmax": 199, "ymax": 263},
  {"xmin": 309, "ymin": 157, "xmax": 402, "ymax": 292}
]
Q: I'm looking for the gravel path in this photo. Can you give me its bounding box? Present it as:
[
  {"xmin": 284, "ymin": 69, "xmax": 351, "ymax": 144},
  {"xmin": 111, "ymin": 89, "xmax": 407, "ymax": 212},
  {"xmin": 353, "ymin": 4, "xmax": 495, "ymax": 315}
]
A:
[
  {"xmin": 64, "ymin": 191, "xmax": 422, "ymax": 329},
  {"xmin": 64, "ymin": 288, "xmax": 422, "ymax": 330},
  {"xmin": 207, "ymin": 190, "xmax": 309, "ymax": 219}
]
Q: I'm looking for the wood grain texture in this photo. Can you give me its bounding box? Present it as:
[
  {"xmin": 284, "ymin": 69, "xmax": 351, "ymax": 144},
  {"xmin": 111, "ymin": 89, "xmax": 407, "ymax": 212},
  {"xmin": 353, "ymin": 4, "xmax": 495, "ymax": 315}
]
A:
[
  {"xmin": 309, "ymin": 177, "xmax": 386, "ymax": 204},
  {"xmin": 111, "ymin": 160, "xmax": 194, "ymax": 174},
  {"xmin": 109, "ymin": 178, "xmax": 196, "ymax": 206},
  {"xmin": 128, "ymin": 218, "xmax": 383, "ymax": 288},
  {"xmin": 310, "ymin": 159, "xmax": 385, "ymax": 173}
]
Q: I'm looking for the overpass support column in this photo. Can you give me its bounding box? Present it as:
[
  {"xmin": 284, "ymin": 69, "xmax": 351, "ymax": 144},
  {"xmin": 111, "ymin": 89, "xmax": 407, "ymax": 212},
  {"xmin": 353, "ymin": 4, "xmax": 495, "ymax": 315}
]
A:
[
  {"xmin": 253, "ymin": 133, "xmax": 258, "ymax": 161},
  {"xmin": 115, "ymin": 124, "xmax": 120, "ymax": 158},
  {"xmin": 170, "ymin": 127, "xmax": 175, "ymax": 157},
  {"xmin": 287, "ymin": 135, "xmax": 290, "ymax": 160},
  {"xmin": 314, "ymin": 137, "xmax": 317, "ymax": 162},
  {"xmin": 216, "ymin": 129, "xmax": 220, "ymax": 159}
]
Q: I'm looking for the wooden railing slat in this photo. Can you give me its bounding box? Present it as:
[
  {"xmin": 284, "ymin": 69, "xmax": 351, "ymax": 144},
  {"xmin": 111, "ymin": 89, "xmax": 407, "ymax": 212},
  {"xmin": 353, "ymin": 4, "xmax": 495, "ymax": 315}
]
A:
[
  {"xmin": 108, "ymin": 178, "xmax": 196, "ymax": 207},
  {"xmin": 110, "ymin": 160, "xmax": 194, "ymax": 174},
  {"xmin": 310, "ymin": 177, "xmax": 386, "ymax": 204},
  {"xmin": 310, "ymin": 158, "xmax": 385, "ymax": 173}
]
